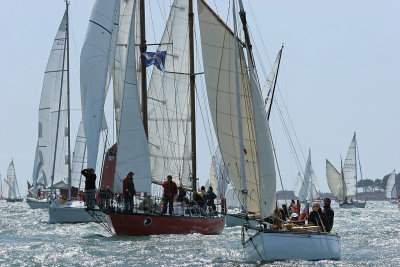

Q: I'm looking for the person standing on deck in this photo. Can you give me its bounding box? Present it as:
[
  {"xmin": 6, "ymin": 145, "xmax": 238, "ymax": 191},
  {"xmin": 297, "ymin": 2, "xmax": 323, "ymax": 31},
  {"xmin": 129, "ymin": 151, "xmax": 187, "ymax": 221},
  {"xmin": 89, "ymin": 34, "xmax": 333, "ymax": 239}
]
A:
[
  {"xmin": 322, "ymin": 198, "xmax": 334, "ymax": 232},
  {"xmin": 123, "ymin": 171, "xmax": 136, "ymax": 213},
  {"xmin": 162, "ymin": 175, "xmax": 177, "ymax": 215},
  {"xmin": 81, "ymin": 168, "xmax": 96, "ymax": 209}
]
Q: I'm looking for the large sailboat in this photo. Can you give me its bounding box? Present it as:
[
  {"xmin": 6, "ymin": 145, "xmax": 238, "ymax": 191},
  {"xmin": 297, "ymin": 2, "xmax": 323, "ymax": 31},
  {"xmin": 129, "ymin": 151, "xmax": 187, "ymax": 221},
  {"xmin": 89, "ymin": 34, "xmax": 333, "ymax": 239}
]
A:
[
  {"xmin": 81, "ymin": 0, "xmax": 225, "ymax": 236},
  {"xmin": 3, "ymin": 160, "xmax": 23, "ymax": 202},
  {"xmin": 326, "ymin": 132, "xmax": 366, "ymax": 208},
  {"xmin": 198, "ymin": 0, "xmax": 340, "ymax": 261},
  {"xmin": 294, "ymin": 150, "xmax": 321, "ymax": 203}
]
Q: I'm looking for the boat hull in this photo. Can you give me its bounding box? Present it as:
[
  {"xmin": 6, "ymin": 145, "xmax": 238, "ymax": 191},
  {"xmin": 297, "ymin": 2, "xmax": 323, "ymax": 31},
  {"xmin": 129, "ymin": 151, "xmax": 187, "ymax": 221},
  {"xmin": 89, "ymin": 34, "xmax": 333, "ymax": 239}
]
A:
[
  {"xmin": 48, "ymin": 201, "xmax": 106, "ymax": 223},
  {"xmin": 107, "ymin": 213, "xmax": 225, "ymax": 236},
  {"xmin": 244, "ymin": 231, "xmax": 341, "ymax": 261},
  {"xmin": 6, "ymin": 198, "xmax": 23, "ymax": 202},
  {"xmin": 26, "ymin": 198, "xmax": 49, "ymax": 209},
  {"xmin": 339, "ymin": 202, "xmax": 354, "ymax": 208},
  {"xmin": 226, "ymin": 214, "xmax": 258, "ymax": 227},
  {"xmin": 353, "ymin": 201, "xmax": 366, "ymax": 208}
]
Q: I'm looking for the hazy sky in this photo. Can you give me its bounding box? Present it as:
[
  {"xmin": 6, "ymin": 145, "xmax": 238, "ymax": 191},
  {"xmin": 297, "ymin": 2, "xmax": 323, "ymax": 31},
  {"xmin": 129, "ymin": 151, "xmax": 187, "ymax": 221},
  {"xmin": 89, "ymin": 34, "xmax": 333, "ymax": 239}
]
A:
[{"xmin": 0, "ymin": 0, "xmax": 399, "ymax": 196}]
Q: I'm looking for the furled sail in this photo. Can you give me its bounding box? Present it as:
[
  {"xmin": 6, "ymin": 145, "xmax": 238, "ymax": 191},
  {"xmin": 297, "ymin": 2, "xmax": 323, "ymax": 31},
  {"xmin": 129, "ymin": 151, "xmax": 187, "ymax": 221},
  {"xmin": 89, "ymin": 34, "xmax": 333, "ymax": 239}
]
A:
[
  {"xmin": 70, "ymin": 119, "xmax": 87, "ymax": 190},
  {"xmin": 343, "ymin": 134, "xmax": 357, "ymax": 196},
  {"xmin": 81, "ymin": 0, "xmax": 120, "ymax": 170},
  {"xmin": 113, "ymin": 0, "xmax": 152, "ymax": 194},
  {"xmin": 326, "ymin": 159, "xmax": 345, "ymax": 200},
  {"xmin": 198, "ymin": 0, "xmax": 276, "ymax": 216},
  {"xmin": 147, "ymin": 0, "xmax": 192, "ymax": 188},
  {"xmin": 386, "ymin": 170, "xmax": 396, "ymax": 199}
]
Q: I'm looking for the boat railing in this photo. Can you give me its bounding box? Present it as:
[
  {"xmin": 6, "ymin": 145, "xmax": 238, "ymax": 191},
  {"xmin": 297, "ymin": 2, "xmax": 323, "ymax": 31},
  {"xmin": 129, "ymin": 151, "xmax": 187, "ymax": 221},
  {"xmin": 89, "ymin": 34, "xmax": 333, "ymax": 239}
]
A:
[{"xmin": 96, "ymin": 193, "xmax": 224, "ymax": 218}]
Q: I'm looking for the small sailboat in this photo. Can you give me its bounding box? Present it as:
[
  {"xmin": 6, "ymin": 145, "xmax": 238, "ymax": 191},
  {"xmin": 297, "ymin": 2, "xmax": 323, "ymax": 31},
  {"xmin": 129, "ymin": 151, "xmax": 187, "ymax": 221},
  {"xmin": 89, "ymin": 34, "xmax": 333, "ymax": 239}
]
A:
[
  {"xmin": 3, "ymin": 160, "xmax": 23, "ymax": 202},
  {"xmin": 326, "ymin": 132, "xmax": 366, "ymax": 208},
  {"xmin": 198, "ymin": 0, "xmax": 340, "ymax": 261}
]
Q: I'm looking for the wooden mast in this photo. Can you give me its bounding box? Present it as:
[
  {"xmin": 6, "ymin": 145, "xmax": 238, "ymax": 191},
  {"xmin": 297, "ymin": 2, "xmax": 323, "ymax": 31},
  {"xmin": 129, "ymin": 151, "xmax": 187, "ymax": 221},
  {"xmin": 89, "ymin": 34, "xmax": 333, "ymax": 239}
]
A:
[
  {"xmin": 140, "ymin": 0, "xmax": 148, "ymax": 138},
  {"xmin": 189, "ymin": 0, "xmax": 197, "ymax": 192}
]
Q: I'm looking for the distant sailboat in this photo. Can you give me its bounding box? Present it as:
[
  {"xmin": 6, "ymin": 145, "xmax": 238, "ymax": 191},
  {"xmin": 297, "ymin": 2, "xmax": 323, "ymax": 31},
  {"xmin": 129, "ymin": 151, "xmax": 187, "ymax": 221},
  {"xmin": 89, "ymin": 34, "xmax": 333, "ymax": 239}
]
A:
[
  {"xmin": 385, "ymin": 170, "xmax": 398, "ymax": 204},
  {"xmin": 326, "ymin": 132, "xmax": 366, "ymax": 208},
  {"xmin": 3, "ymin": 161, "xmax": 23, "ymax": 202},
  {"xmin": 294, "ymin": 150, "xmax": 321, "ymax": 203}
]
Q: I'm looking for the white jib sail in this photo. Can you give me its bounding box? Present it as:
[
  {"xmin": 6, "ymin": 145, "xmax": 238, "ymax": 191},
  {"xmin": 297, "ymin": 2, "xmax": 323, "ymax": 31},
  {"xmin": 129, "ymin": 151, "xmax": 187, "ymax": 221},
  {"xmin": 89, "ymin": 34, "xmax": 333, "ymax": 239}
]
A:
[
  {"xmin": 326, "ymin": 159, "xmax": 345, "ymax": 200},
  {"xmin": 71, "ymin": 119, "xmax": 87, "ymax": 190},
  {"xmin": 343, "ymin": 134, "xmax": 357, "ymax": 196},
  {"xmin": 198, "ymin": 0, "xmax": 261, "ymax": 214},
  {"xmin": 293, "ymin": 172, "xmax": 302, "ymax": 198},
  {"xmin": 208, "ymin": 156, "xmax": 218, "ymax": 194},
  {"xmin": 80, "ymin": 0, "xmax": 120, "ymax": 170},
  {"xmin": 386, "ymin": 170, "xmax": 396, "ymax": 199},
  {"xmin": 114, "ymin": 0, "xmax": 151, "ymax": 194},
  {"xmin": 147, "ymin": 0, "xmax": 192, "ymax": 188},
  {"xmin": 7, "ymin": 161, "xmax": 20, "ymax": 199},
  {"xmin": 2, "ymin": 179, "xmax": 10, "ymax": 200}
]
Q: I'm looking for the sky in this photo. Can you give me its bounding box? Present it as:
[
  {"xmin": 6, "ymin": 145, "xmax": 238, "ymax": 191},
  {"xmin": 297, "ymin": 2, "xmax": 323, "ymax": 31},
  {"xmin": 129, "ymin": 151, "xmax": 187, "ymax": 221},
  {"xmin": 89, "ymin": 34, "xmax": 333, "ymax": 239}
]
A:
[{"xmin": 0, "ymin": 0, "xmax": 399, "ymax": 196}]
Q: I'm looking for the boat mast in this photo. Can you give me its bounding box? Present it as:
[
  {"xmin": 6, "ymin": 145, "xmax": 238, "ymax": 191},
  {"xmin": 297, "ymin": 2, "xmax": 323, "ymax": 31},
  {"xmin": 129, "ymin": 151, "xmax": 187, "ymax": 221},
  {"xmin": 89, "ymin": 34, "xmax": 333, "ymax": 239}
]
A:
[
  {"xmin": 189, "ymin": 0, "xmax": 196, "ymax": 192},
  {"xmin": 50, "ymin": 3, "xmax": 69, "ymax": 198},
  {"xmin": 66, "ymin": 0, "xmax": 72, "ymax": 201},
  {"xmin": 232, "ymin": 0, "xmax": 248, "ymax": 212},
  {"xmin": 266, "ymin": 45, "xmax": 283, "ymax": 120},
  {"xmin": 140, "ymin": 0, "xmax": 148, "ymax": 138}
]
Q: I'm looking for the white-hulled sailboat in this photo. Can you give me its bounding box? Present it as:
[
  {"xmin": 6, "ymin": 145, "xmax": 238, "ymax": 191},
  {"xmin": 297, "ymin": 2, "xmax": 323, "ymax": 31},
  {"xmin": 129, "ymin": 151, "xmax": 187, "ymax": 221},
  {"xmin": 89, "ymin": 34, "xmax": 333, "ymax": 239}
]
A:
[
  {"xmin": 326, "ymin": 132, "xmax": 366, "ymax": 208},
  {"xmin": 198, "ymin": 0, "xmax": 340, "ymax": 261},
  {"xmin": 4, "ymin": 160, "xmax": 23, "ymax": 202}
]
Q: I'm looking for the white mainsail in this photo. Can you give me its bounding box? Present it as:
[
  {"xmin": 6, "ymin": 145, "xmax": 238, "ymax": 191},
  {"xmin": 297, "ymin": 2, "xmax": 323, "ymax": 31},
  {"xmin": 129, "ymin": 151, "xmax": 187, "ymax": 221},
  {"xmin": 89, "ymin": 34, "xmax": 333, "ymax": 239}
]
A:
[
  {"xmin": 80, "ymin": 0, "xmax": 120, "ymax": 170},
  {"xmin": 294, "ymin": 172, "xmax": 302, "ymax": 198},
  {"xmin": 2, "ymin": 178, "xmax": 10, "ymax": 200},
  {"xmin": 198, "ymin": 0, "xmax": 276, "ymax": 217},
  {"xmin": 343, "ymin": 134, "xmax": 357, "ymax": 196},
  {"xmin": 70, "ymin": 119, "xmax": 87, "ymax": 190},
  {"xmin": 326, "ymin": 159, "xmax": 345, "ymax": 200},
  {"xmin": 386, "ymin": 170, "xmax": 396, "ymax": 199},
  {"xmin": 147, "ymin": 0, "xmax": 192, "ymax": 188},
  {"xmin": 113, "ymin": 0, "xmax": 151, "ymax": 194}
]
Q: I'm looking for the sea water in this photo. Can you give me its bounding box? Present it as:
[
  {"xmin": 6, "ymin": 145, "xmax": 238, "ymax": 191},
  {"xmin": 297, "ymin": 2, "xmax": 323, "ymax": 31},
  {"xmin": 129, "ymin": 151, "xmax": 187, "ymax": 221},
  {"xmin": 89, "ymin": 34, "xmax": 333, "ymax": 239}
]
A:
[{"xmin": 0, "ymin": 200, "xmax": 399, "ymax": 266}]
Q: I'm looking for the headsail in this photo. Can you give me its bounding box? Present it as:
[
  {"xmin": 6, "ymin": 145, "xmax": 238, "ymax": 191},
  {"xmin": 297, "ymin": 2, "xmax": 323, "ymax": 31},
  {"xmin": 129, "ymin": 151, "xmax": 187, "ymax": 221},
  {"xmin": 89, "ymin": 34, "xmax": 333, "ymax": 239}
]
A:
[
  {"xmin": 326, "ymin": 159, "xmax": 345, "ymax": 200},
  {"xmin": 70, "ymin": 119, "xmax": 87, "ymax": 191},
  {"xmin": 386, "ymin": 170, "xmax": 396, "ymax": 199},
  {"xmin": 80, "ymin": 0, "xmax": 120, "ymax": 170},
  {"xmin": 113, "ymin": 0, "xmax": 152, "ymax": 194},
  {"xmin": 343, "ymin": 134, "xmax": 357, "ymax": 196}
]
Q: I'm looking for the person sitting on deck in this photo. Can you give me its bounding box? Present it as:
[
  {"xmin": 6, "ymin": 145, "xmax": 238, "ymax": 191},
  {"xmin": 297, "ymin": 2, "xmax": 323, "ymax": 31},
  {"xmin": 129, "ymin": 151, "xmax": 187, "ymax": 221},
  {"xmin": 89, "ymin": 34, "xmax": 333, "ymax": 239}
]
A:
[
  {"xmin": 162, "ymin": 175, "xmax": 178, "ymax": 215},
  {"xmin": 288, "ymin": 199, "xmax": 296, "ymax": 215},
  {"xmin": 199, "ymin": 186, "xmax": 206, "ymax": 198},
  {"xmin": 298, "ymin": 203, "xmax": 310, "ymax": 221},
  {"xmin": 177, "ymin": 186, "xmax": 189, "ymax": 202},
  {"xmin": 295, "ymin": 200, "xmax": 301, "ymax": 214},
  {"xmin": 203, "ymin": 186, "xmax": 217, "ymax": 212}
]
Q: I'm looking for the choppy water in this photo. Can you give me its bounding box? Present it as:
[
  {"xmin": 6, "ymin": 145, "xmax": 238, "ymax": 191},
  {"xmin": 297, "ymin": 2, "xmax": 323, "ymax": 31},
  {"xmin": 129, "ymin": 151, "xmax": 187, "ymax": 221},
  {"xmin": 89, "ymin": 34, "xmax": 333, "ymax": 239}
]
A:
[{"xmin": 0, "ymin": 200, "xmax": 399, "ymax": 266}]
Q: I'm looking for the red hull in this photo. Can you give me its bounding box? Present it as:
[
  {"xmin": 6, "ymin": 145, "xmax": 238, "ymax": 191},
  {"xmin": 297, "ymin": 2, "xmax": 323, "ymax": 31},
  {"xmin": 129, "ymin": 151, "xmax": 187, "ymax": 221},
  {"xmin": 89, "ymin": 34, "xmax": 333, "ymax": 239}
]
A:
[{"xmin": 107, "ymin": 213, "xmax": 225, "ymax": 236}]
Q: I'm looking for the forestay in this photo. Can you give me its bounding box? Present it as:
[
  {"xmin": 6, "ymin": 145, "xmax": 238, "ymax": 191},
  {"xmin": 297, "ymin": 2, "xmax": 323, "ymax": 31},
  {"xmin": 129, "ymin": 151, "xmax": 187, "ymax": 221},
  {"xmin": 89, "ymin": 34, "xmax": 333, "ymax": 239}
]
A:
[{"xmin": 147, "ymin": 0, "xmax": 192, "ymax": 189}]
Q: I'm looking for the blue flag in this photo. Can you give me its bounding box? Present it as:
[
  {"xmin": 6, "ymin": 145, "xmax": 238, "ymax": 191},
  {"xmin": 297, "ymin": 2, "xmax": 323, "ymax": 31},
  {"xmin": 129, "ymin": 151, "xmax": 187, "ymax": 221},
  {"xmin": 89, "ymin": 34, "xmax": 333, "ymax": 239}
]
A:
[{"xmin": 141, "ymin": 51, "xmax": 166, "ymax": 72}]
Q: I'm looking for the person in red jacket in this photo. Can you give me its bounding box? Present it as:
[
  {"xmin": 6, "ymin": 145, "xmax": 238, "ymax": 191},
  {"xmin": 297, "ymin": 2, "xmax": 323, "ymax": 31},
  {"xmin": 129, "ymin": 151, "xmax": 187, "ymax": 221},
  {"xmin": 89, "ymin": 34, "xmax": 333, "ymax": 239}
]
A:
[
  {"xmin": 122, "ymin": 171, "xmax": 136, "ymax": 213},
  {"xmin": 162, "ymin": 175, "xmax": 178, "ymax": 215},
  {"xmin": 295, "ymin": 199, "xmax": 302, "ymax": 214}
]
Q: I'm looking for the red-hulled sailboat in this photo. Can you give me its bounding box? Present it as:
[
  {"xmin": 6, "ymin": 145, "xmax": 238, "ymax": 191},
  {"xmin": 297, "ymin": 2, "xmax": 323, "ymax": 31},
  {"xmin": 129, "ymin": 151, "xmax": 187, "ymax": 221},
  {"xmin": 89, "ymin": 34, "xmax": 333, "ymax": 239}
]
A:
[{"xmin": 82, "ymin": 0, "xmax": 225, "ymax": 236}]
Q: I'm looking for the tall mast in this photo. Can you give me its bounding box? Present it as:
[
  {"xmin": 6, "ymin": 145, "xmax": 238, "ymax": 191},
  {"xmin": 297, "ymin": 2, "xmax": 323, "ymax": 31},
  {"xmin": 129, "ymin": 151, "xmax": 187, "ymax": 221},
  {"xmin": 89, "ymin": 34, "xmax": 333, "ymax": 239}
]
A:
[
  {"xmin": 66, "ymin": 0, "xmax": 72, "ymax": 201},
  {"xmin": 140, "ymin": 0, "xmax": 148, "ymax": 137},
  {"xmin": 50, "ymin": 3, "xmax": 69, "ymax": 197},
  {"xmin": 266, "ymin": 45, "xmax": 283, "ymax": 120},
  {"xmin": 354, "ymin": 132, "xmax": 358, "ymax": 200},
  {"xmin": 232, "ymin": 0, "xmax": 248, "ymax": 212},
  {"xmin": 189, "ymin": 0, "xmax": 196, "ymax": 192}
]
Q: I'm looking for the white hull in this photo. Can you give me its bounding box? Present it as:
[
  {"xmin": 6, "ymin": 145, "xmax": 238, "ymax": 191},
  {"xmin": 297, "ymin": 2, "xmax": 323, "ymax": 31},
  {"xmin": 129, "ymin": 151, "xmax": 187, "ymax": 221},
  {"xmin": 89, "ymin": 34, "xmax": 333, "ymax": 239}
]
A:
[
  {"xmin": 26, "ymin": 198, "xmax": 49, "ymax": 209},
  {"xmin": 244, "ymin": 230, "xmax": 341, "ymax": 261},
  {"xmin": 48, "ymin": 200, "xmax": 106, "ymax": 223}
]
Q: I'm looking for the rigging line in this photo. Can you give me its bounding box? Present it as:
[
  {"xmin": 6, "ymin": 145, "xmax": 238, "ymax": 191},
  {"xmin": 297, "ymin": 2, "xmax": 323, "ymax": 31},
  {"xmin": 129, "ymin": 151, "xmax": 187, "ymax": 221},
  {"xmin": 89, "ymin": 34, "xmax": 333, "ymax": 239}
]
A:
[{"xmin": 275, "ymin": 101, "xmax": 304, "ymax": 177}]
